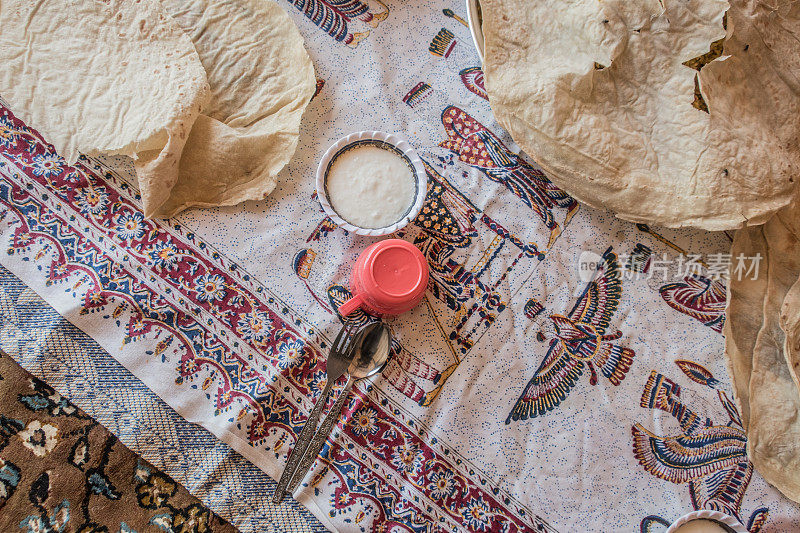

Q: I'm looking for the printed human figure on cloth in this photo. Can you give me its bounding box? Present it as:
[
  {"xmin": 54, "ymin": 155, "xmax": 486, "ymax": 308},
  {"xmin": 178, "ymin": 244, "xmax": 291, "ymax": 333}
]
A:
[{"xmin": 294, "ymin": 88, "xmax": 577, "ymax": 409}]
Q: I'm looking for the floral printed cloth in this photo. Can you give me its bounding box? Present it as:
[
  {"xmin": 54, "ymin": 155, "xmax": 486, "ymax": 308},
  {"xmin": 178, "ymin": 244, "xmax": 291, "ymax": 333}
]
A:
[
  {"xmin": 1, "ymin": 0, "xmax": 800, "ymax": 532},
  {"xmin": 0, "ymin": 350, "xmax": 238, "ymax": 533},
  {"xmin": 0, "ymin": 262, "xmax": 326, "ymax": 533}
]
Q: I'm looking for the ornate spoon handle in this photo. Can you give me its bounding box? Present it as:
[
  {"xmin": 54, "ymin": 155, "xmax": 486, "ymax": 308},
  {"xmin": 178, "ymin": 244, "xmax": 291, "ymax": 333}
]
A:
[
  {"xmin": 287, "ymin": 376, "xmax": 354, "ymax": 494},
  {"xmin": 272, "ymin": 382, "xmax": 334, "ymax": 503}
]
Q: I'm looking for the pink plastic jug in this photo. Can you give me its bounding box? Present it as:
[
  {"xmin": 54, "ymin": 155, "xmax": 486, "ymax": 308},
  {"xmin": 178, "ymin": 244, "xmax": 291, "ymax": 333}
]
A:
[{"xmin": 338, "ymin": 239, "xmax": 429, "ymax": 318}]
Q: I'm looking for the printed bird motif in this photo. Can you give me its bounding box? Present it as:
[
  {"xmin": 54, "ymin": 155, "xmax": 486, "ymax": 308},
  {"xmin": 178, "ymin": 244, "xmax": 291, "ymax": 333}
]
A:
[
  {"xmin": 659, "ymin": 273, "xmax": 726, "ymax": 333},
  {"xmin": 286, "ymin": 0, "xmax": 386, "ymax": 47},
  {"xmin": 458, "ymin": 67, "xmax": 487, "ymax": 101},
  {"xmin": 629, "ymin": 241, "xmax": 726, "ymax": 333},
  {"xmin": 632, "ymin": 366, "xmax": 768, "ymax": 530},
  {"xmin": 506, "ymin": 247, "xmax": 635, "ymax": 423},
  {"xmin": 439, "ymin": 106, "xmax": 578, "ymax": 247}
]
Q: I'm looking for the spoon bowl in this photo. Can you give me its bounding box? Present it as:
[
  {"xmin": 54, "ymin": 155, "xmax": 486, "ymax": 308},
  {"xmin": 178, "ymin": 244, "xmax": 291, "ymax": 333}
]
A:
[{"xmin": 349, "ymin": 321, "xmax": 391, "ymax": 379}]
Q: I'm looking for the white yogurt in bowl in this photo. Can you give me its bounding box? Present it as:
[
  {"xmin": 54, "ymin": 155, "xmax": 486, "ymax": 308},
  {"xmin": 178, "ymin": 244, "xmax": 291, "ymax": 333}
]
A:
[
  {"xmin": 317, "ymin": 131, "xmax": 426, "ymax": 236},
  {"xmin": 326, "ymin": 145, "xmax": 415, "ymax": 229},
  {"xmin": 666, "ymin": 510, "xmax": 746, "ymax": 533},
  {"xmin": 672, "ymin": 519, "xmax": 731, "ymax": 533}
]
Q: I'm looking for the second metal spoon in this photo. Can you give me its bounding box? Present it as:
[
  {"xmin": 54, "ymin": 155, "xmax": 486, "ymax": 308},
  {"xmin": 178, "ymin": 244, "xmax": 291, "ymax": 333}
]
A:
[{"xmin": 286, "ymin": 321, "xmax": 391, "ymax": 494}]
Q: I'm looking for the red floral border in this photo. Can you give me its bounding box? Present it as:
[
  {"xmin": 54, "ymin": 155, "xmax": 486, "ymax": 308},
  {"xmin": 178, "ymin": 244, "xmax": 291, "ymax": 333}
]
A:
[{"xmin": 0, "ymin": 104, "xmax": 550, "ymax": 532}]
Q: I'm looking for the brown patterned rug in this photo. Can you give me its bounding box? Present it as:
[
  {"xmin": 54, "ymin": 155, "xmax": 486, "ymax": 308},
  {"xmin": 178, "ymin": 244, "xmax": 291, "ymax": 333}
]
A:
[{"xmin": 0, "ymin": 350, "xmax": 238, "ymax": 533}]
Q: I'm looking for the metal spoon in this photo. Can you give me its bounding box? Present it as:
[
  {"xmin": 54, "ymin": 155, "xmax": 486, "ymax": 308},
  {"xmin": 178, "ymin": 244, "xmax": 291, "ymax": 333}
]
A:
[
  {"xmin": 272, "ymin": 324, "xmax": 359, "ymax": 503},
  {"xmin": 286, "ymin": 321, "xmax": 391, "ymax": 494}
]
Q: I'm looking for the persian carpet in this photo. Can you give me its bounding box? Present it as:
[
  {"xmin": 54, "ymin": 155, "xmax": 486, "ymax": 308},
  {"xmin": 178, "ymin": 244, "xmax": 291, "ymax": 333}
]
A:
[
  {"xmin": 0, "ymin": 264, "xmax": 327, "ymax": 533},
  {"xmin": 0, "ymin": 349, "xmax": 238, "ymax": 532}
]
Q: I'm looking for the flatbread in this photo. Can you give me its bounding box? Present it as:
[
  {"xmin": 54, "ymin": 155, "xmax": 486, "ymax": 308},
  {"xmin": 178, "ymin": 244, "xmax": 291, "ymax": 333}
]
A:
[
  {"xmin": 782, "ymin": 277, "xmax": 800, "ymax": 393},
  {"xmin": 483, "ymin": 0, "xmax": 800, "ymax": 230},
  {"xmin": 726, "ymin": 199, "xmax": 800, "ymax": 503},
  {"xmin": 145, "ymin": 0, "xmax": 316, "ymax": 217},
  {"xmin": 0, "ymin": 0, "xmax": 209, "ymax": 212},
  {"xmin": 723, "ymin": 224, "xmax": 769, "ymax": 430}
]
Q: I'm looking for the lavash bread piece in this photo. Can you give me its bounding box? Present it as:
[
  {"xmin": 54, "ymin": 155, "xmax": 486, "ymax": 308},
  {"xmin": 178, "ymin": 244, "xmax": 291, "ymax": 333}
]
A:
[
  {"xmin": 482, "ymin": 0, "xmax": 800, "ymax": 230},
  {"xmin": 144, "ymin": 0, "xmax": 316, "ymax": 217},
  {"xmin": 0, "ymin": 0, "xmax": 209, "ymax": 215},
  {"xmin": 781, "ymin": 277, "xmax": 800, "ymax": 392},
  {"xmin": 725, "ymin": 200, "xmax": 800, "ymax": 503},
  {"xmin": 723, "ymin": 225, "xmax": 770, "ymax": 430}
]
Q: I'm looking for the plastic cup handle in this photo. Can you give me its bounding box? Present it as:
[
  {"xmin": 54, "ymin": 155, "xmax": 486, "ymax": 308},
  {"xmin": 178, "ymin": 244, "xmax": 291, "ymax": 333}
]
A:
[{"xmin": 338, "ymin": 294, "xmax": 364, "ymax": 317}]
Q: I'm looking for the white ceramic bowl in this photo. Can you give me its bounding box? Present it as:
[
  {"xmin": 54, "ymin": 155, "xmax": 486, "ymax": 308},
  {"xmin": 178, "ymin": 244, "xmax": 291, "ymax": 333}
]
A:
[
  {"xmin": 666, "ymin": 510, "xmax": 748, "ymax": 533},
  {"xmin": 315, "ymin": 131, "xmax": 427, "ymax": 237},
  {"xmin": 466, "ymin": 0, "xmax": 484, "ymax": 63}
]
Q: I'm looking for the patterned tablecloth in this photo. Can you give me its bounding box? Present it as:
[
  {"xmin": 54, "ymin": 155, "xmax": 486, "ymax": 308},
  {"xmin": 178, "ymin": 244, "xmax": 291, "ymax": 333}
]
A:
[{"xmin": 1, "ymin": 1, "xmax": 799, "ymax": 531}]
